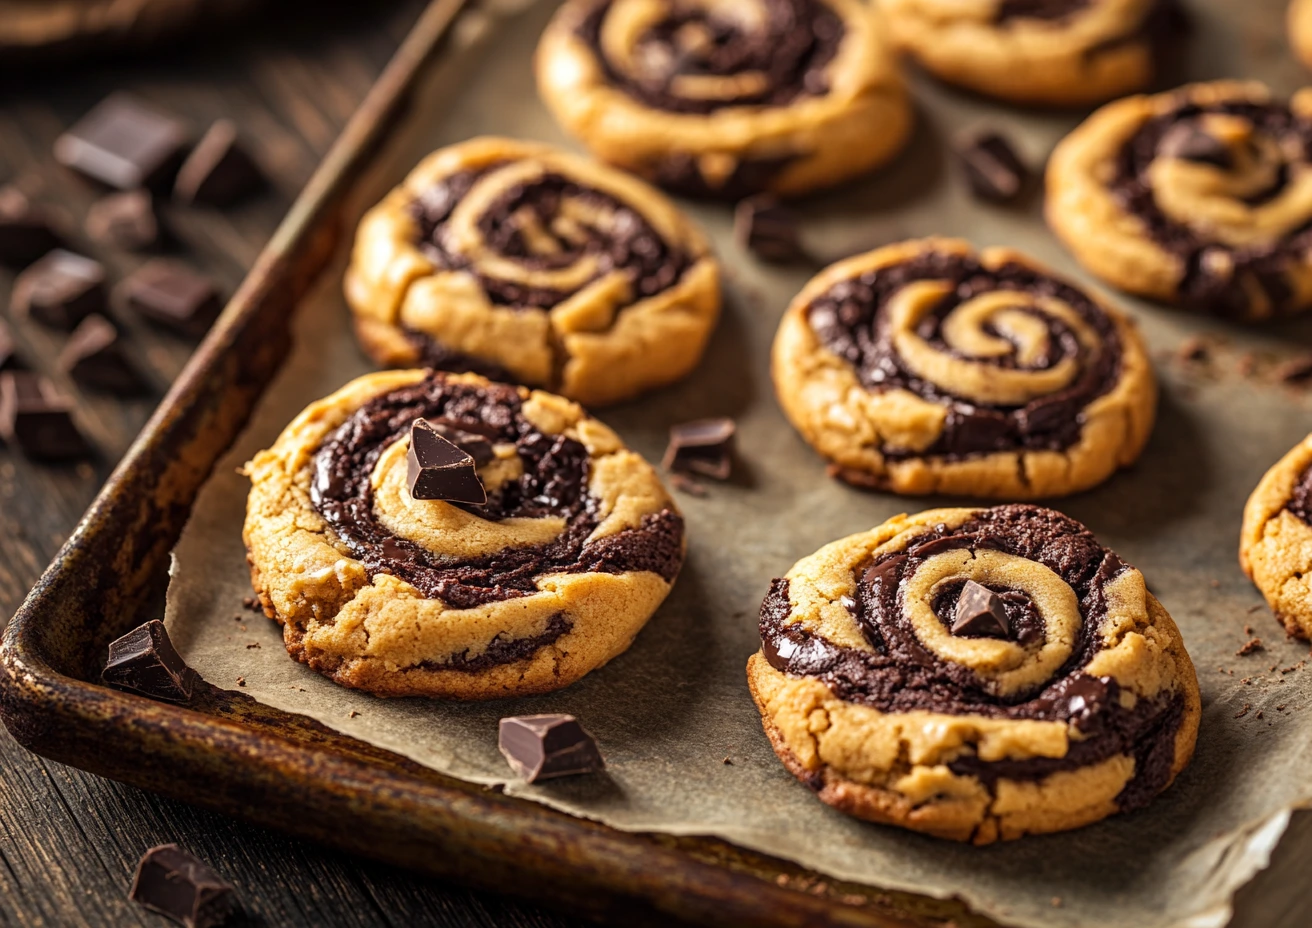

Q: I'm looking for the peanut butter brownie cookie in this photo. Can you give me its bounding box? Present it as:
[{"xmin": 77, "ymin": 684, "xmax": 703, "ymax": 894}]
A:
[
  {"xmin": 534, "ymin": 0, "xmax": 911, "ymax": 198},
  {"xmin": 771, "ymin": 238, "xmax": 1156, "ymax": 498},
  {"xmin": 345, "ymin": 137, "xmax": 720, "ymax": 407},
  {"xmin": 883, "ymin": 0, "xmax": 1163, "ymax": 106},
  {"xmin": 1047, "ymin": 80, "xmax": 1312, "ymax": 321},
  {"xmin": 243, "ymin": 370, "xmax": 685, "ymax": 699},
  {"xmin": 1240, "ymin": 433, "xmax": 1312, "ymax": 639},
  {"xmin": 748, "ymin": 504, "xmax": 1200, "ymax": 843}
]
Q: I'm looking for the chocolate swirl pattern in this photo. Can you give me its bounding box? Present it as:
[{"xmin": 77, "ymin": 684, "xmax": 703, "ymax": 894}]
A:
[
  {"xmin": 1241, "ymin": 433, "xmax": 1312, "ymax": 640},
  {"xmin": 1048, "ymin": 81, "xmax": 1312, "ymax": 320},
  {"xmin": 345, "ymin": 138, "xmax": 720, "ymax": 408},
  {"xmin": 535, "ymin": 0, "xmax": 910, "ymax": 197},
  {"xmin": 748, "ymin": 505, "xmax": 1201, "ymax": 843},
  {"xmin": 772, "ymin": 239, "xmax": 1155, "ymax": 499},
  {"xmin": 243, "ymin": 370, "xmax": 685, "ymax": 699},
  {"xmin": 882, "ymin": 0, "xmax": 1164, "ymax": 106}
]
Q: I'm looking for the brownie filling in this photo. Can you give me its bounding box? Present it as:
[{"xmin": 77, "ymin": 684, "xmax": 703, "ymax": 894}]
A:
[
  {"xmin": 1286, "ymin": 464, "xmax": 1312, "ymax": 526},
  {"xmin": 759, "ymin": 504, "xmax": 1184, "ymax": 806},
  {"xmin": 805, "ymin": 252, "xmax": 1122, "ymax": 459},
  {"xmin": 1109, "ymin": 97, "xmax": 1312, "ymax": 318},
  {"xmin": 310, "ymin": 376, "xmax": 684, "ymax": 621},
  {"xmin": 577, "ymin": 0, "xmax": 844, "ymax": 115}
]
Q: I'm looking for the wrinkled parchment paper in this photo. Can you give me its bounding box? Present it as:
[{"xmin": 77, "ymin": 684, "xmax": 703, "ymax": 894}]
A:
[{"xmin": 166, "ymin": 1, "xmax": 1312, "ymax": 924}]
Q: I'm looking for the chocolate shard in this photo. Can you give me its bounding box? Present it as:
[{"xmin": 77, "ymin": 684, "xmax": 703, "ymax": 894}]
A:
[
  {"xmin": 734, "ymin": 194, "xmax": 806, "ymax": 263},
  {"xmin": 951, "ymin": 580, "xmax": 1010, "ymax": 638},
  {"xmin": 129, "ymin": 844, "xmax": 239, "ymax": 928},
  {"xmin": 406, "ymin": 418, "xmax": 487, "ymax": 504},
  {"xmin": 957, "ymin": 131, "xmax": 1028, "ymax": 203},
  {"xmin": 0, "ymin": 319, "xmax": 23, "ymax": 372},
  {"xmin": 662, "ymin": 417, "xmax": 736, "ymax": 480},
  {"xmin": 0, "ymin": 185, "xmax": 62, "ymax": 267},
  {"xmin": 60, "ymin": 315, "xmax": 149, "ymax": 395},
  {"xmin": 425, "ymin": 417, "xmax": 495, "ymax": 467},
  {"xmin": 498, "ymin": 714, "xmax": 605, "ymax": 783},
  {"xmin": 0, "ymin": 371, "xmax": 91, "ymax": 460},
  {"xmin": 1158, "ymin": 123, "xmax": 1232, "ymax": 169},
  {"xmin": 117, "ymin": 260, "xmax": 221, "ymax": 337},
  {"xmin": 10, "ymin": 249, "xmax": 107, "ymax": 330},
  {"xmin": 85, "ymin": 190, "xmax": 160, "ymax": 252},
  {"xmin": 102, "ymin": 619, "xmax": 194, "ymax": 703},
  {"xmin": 861, "ymin": 555, "xmax": 906, "ymax": 594},
  {"xmin": 174, "ymin": 120, "xmax": 264, "ymax": 207},
  {"xmin": 54, "ymin": 93, "xmax": 188, "ymax": 191}
]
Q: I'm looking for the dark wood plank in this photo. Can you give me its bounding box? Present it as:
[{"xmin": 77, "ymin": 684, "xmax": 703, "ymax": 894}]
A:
[{"xmin": 0, "ymin": 4, "xmax": 581, "ymax": 925}]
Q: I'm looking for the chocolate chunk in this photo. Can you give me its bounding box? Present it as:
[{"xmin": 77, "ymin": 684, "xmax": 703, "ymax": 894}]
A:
[
  {"xmin": 951, "ymin": 580, "xmax": 1010, "ymax": 638},
  {"xmin": 425, "ymin": 418, "xmax": 495, "ymax": 466},
  {"xmin": 662, "ymin": 417, "xmax": 735, "ymax": 480},
  {"xmin": 129, "ymin": 844, "xmax": 238, "ymax": 928},
  {"xmin": 406, "ymin": 418, "xmax": 487, "ymax": 504},
  {"xmin": 54, "ymin": 93, "xmax": 188, "ymax": 191},
  {"xmin": 117, "ymin": 260, "xmax": 221, "ymax": 336},
  {"xmin": 174, "ymin": 120, "xmax": 264, "ymax": 207},
  {"xmin": 85, "ymin": 190, "xmax": 159, "ymax": 251},
  {"xmin": 0, "ymin": 319, "xmax": 23, "ymax": 372},
  {"xmin": 862, "ymin": 555, "xmax": 906, "ymax": 594},
  {"xmin": 102, "ymin": 619, "xmax": 193, "ymax": 702},
  {"xmin": 0, "ymin": 185, "xmax": 62, "ymax": 267},
  {"xmin": 1158, "ymin": 123, "xmax": 1232, "ymax": 169},
  {"xmin": 11, "ymin": 250, "xmax": 106, "ymax": 330},
  {"xmin": 957, "ymin": 131, "xmax": 1028, "ymax": 203},
  {"xmin": 0, "ymin": 372, "xmax": 90, "ymax": 460},
  {"xmin": 734, "ymin": 194, "xmax": 806, "ymax": 263},
  {"xmin": 498, "ymin": 714, "xmax": 605, "ymax": 782},
  {"xmin": 59, "ymin": 315, "xmax": 149, "ymax": 395}
]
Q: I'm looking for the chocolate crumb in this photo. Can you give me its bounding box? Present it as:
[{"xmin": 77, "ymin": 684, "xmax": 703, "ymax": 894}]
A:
[
  {"xmin": 236, "ymin": 677, "xmax": 245, "ymax": 687},
  {"xmin": 1247, "ymin": 604, "xmax": 1264, "ymax": 614},
  {"xmin": 1236, "ymin": 638, "xmax": 1264, "ymax": 656},
  {"xmin": 723, "ymin": 757, "xmax": 733, "ymax": 765},
  {"xmin": 348, "ymin": 710, "xmax": 359, "ymax": 719},
  {"xmin": 1235, "ymin": 704, "xmax": 1251, "ymax": 718},
  {"xmin": 1257, "ymin": 710, "xmax": 1265, "ymax": 719},
  {"xmin": 1278, "ymin": 704, "xmax": 1288, "ymax": 711},
  {"xmin": 245, "ymin": 642, "xmax": 260, "ymax": 649},
  {"xmin": 1244, "ymin": 624, "xmax": 1254, "ymax": 635},
  {"xmin": 1277, "ymin": 355, "xmax": 1312, "ymax": 384},
  {"xmin": 1177, "ymin": 336, "xmax": 1208, "ymax": 363}
]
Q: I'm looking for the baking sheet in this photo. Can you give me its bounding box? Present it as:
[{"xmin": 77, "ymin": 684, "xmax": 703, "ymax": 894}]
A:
[{"xmin": 165, "ymin": 1, "xmax": 1312, "ymax": 925}]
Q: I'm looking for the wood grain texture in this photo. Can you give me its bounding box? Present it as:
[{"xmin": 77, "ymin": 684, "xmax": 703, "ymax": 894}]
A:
[{"xmin": 0, "ymin": 4, "xmax": 579, "ymax": 925}]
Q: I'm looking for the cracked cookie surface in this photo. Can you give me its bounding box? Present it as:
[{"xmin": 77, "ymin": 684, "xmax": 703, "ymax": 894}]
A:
[
  {"xmin": 1047, "ymin": 80, "xmax": 1312, "ymax": 321},
  {"xmin": 747, "ymin": 504, "xmax": 1200, "ymax": 843},
  {"xmin": 771, "ymin": 238, "xmax": 1155, "ymax": 498},
  {"xmin": 883, "ymin": 0, "xmax": 1165, "ymax": 106},
  {"xmin": 534, "ymin": 0, "xmax": 910, "ymax": 198},
  {"xmin": 344, "ymin": 137, "xmax": 720, "ymax": 407},
  {"xmin": 1240, "ymin": 433, "xmax": 1312, "ymax": 639},
  {"xmin": 243, "ymin": 370, "xmax": 685, "ymax": 699}
]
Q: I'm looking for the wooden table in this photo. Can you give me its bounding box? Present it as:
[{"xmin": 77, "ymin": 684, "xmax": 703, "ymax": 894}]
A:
[{"xmin": 0, "ymin": 4, "xmax": 578, "ymax": 924}]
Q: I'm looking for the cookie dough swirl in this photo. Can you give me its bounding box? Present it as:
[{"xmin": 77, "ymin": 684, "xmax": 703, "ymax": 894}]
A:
[
  {"xmin": 345, "ymin": 138, "xmax": 720, "ymax": 407},
  {"xmin": 1241, "ymin": 433, "xmax": 1312, "ymax": 639},
  {"xmin": 535, "ymin": 0, "xmax": 910, "ymax": 197},
  {"xmin": 243, "ymin": 370, "xmax": 685, "ymax": 699},
  {"xmin": 747, "ymin": 505, "xmax": 1201, "ymax": 843},
  {"xmin": 1048, "ymin": 81, "xmax": 1312, "ymax": 320},
  {"xmin": 772, "ymin": 239, "xmax": 1155, "ymax": 498}
]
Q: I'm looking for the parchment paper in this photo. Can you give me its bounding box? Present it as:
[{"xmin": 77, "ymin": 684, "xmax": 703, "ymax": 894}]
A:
[{"xmin": 165, "ymin": 1, "xmax": 1312, "ymax": 925}]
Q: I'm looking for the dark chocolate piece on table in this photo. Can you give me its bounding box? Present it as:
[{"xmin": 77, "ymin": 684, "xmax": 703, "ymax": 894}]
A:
[
  {"xmin": 174, "ymin": 120, "xmax": 264, "ymax": 207},
  {"xmin": 662, "ymin": 417, "xmax": 736, "ymax": 480},
  {"xmin": 951, "ymin": 580, "xmax": 1010, "ymax": 638},
  {"xmin": 54, "ymin": 93, "xmax": 188, "ymax": 191},
  {"xmin": 129, "ymin": 844, "xmax": 239, "ymax": 928},
  {"xmin": 0, "ymin": 185, "xmax": 62, "ymax": 267},
  {"xmin": 0, "ymin": 371, "xmax": 91, "ymax": 460},
  {"xmin": 0, "ymin": 319, "xmax": 23, "ymax": 371},
  {"xmin": 60, "ymin": 315, "xmax": 149, "ymax": 395},
  {"xmin": 734, "ymin": 194, "xmax": 806, "ymax": 263},
  {"xmin": 498, "ymin": 714, "xmax": 605, "ymax": 783},
  {"xmin": 1158, "ymin": 123, "xmax": 1232, "ymax": 169},
  {"xmin": 102, "ymin": 619, "xmax": 194, "ymax": 702},
  {"xmin": 956, "ymin": 131, "xmax": 1028, "ymax": 203},
  {"xmin": 117, "ymin": 260, "xmax": 221, "ymax": 337},
  {"xmin": 406, "ymin": 418, "xmax": 487, "ymax": 504},
  {"xmin": 85, "ymin": 190, "xmax": 159, "ymax": 251},
  {"xmin": 10, "ymin": 249, "xmax": 106, "ymax": 330}
]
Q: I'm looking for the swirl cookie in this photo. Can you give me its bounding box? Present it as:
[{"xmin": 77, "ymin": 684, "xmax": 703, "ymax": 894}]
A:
[
  {"xmin": 1240, "ymin": 434, "xmax": 1312, "ymax": 639},
  {"xmin": 772, "ymin": 239, "xmax": 1155, "ymax": 498},
  {"xmin": 345, "ymin": 137, "xmax": 720, "ymax": 407},
  {"xmin": 534, "ymin": 0, "xmax": 911, "ymax": 198},
  {"xmin": 1293, "ymin": 0, "xmax": 1312, "ymax": 72},
  {"xmin": 243, "ymin": 370, "xmax": 685, "ymax": 699},
  {"xmin": 1047, "ymin": 81, "xmax": 1312, "ymax": 321},
  {"xmin": 883, "ymin": 0, "xmax": 1163, "ymax": 106},
  {"xmin": 748, "ymin": 504, "xmax": 1201, "ymax": 843}
]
